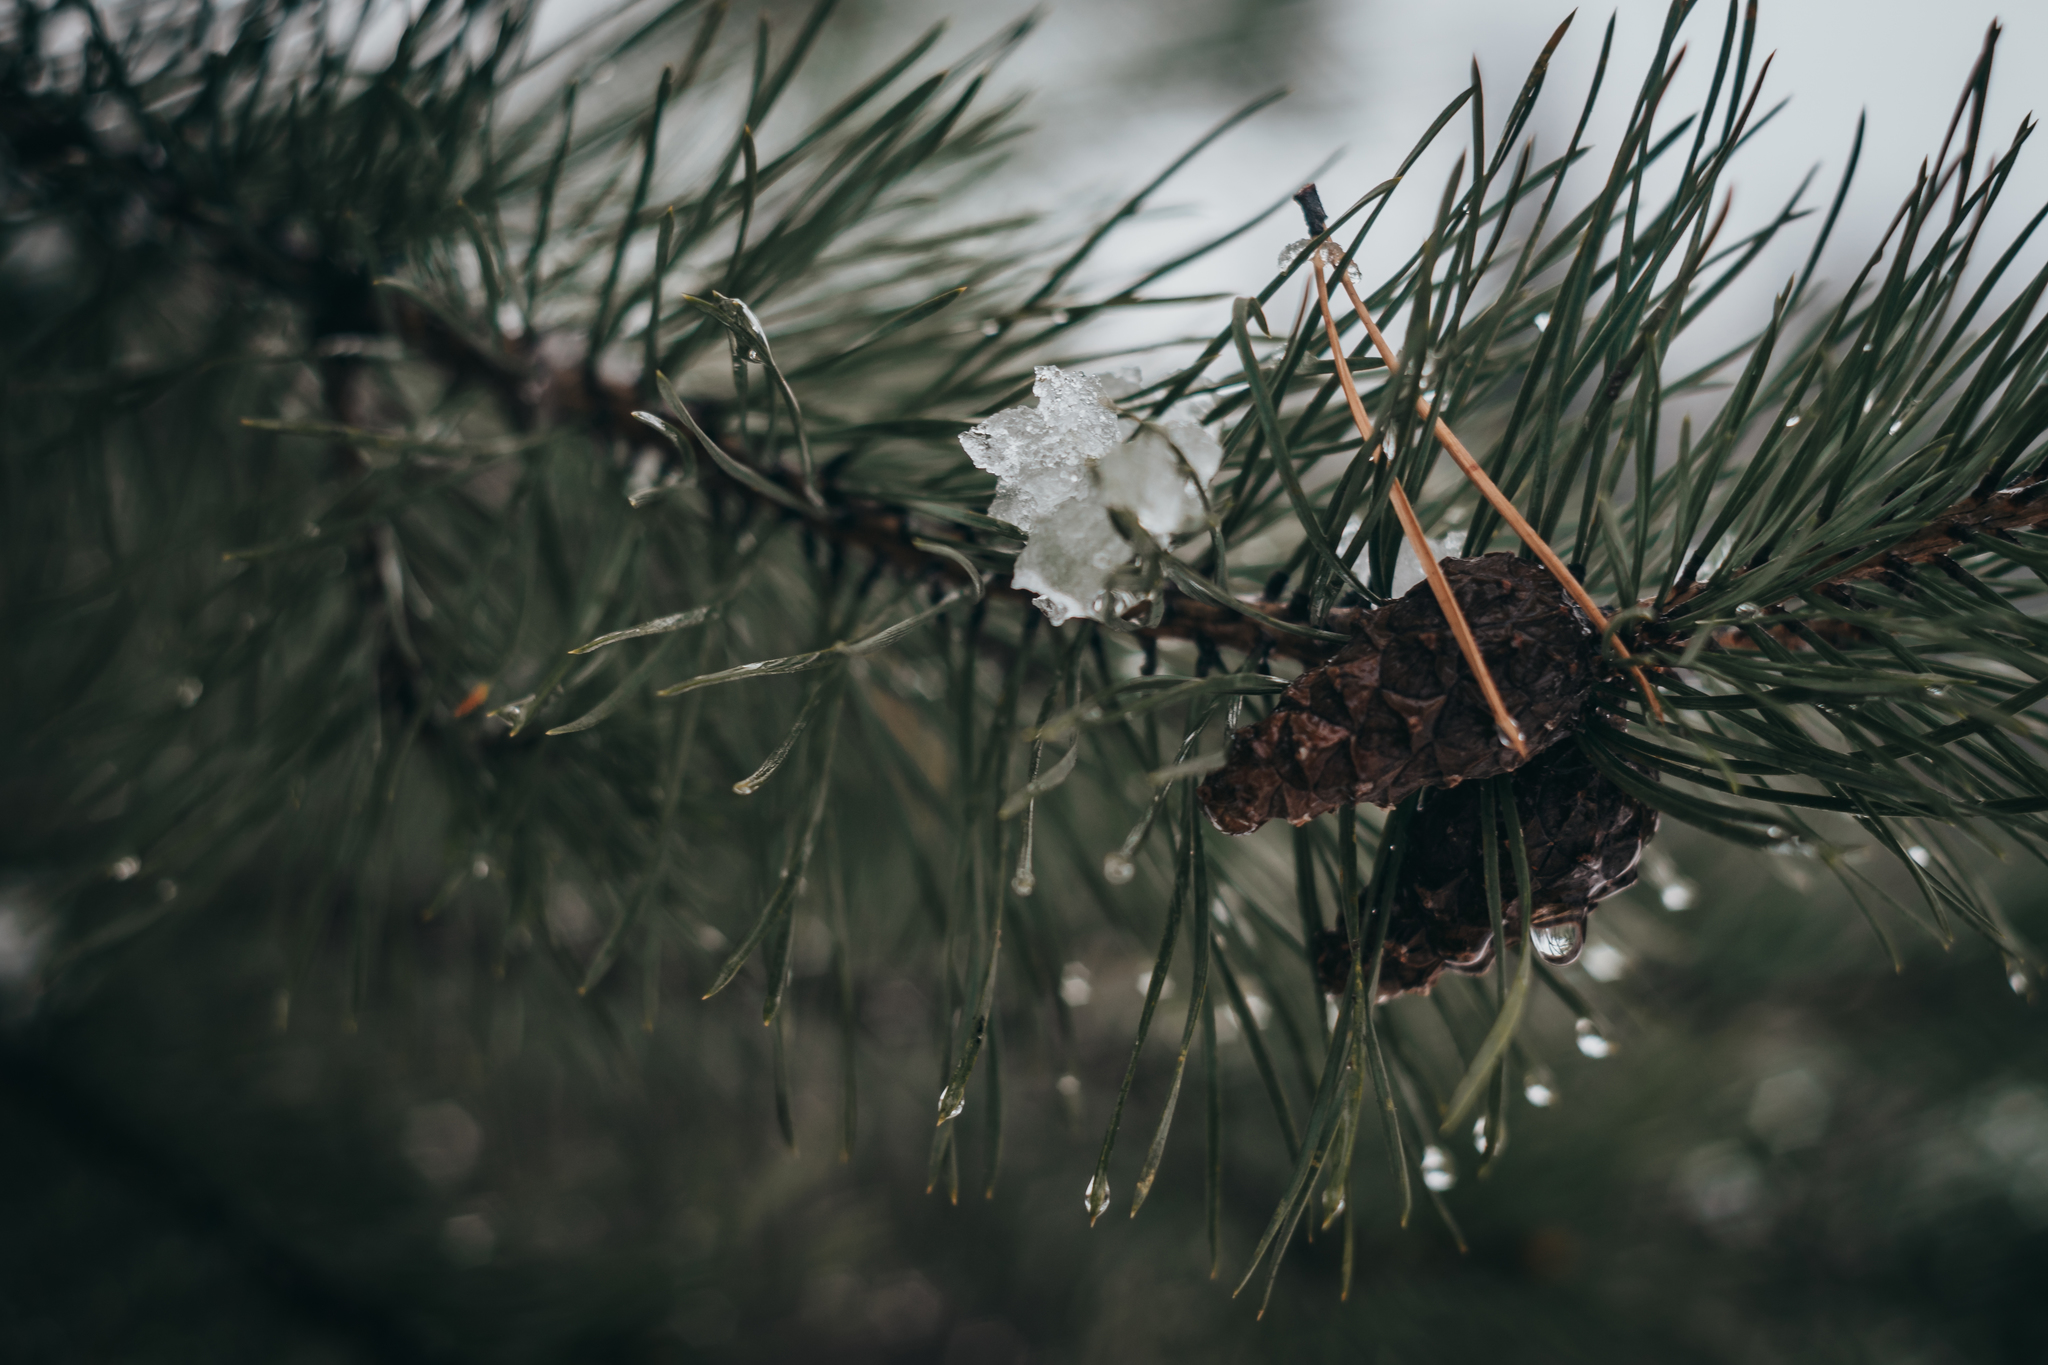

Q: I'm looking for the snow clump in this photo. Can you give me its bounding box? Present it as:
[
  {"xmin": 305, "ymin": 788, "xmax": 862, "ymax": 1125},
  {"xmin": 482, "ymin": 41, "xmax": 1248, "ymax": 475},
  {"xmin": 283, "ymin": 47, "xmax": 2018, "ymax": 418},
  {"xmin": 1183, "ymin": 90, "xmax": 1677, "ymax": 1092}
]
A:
[{"xmin": 960, "ymin": 365, "xmax": 1223, "ymax": 625}]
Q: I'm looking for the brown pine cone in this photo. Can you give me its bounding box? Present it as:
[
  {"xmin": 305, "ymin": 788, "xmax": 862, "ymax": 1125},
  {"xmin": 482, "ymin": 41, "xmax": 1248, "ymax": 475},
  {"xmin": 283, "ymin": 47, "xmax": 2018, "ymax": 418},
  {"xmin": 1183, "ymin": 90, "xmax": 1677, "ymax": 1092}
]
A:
[
  {"xmin": 1199, "ymin": 554, "xmax": 1597, "ymax": 836},
  {"xmin": 1375, "ymin": 734, "xmax": 1657, "ymax": 1001}
]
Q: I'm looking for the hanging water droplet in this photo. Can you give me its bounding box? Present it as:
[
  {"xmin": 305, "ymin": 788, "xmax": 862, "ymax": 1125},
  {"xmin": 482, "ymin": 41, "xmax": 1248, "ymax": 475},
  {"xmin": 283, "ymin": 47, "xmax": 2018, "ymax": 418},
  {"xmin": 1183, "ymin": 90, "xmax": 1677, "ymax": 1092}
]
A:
[
  {"xmin": 1924, "ymin": 685, "xmax": 1948, "ymax": 699},
  {"xmin": 1523, "ymin": 1080, "xmax": 1556, "ymax": 1108},
  {"xmin": 1889, "ymin": 420, "xmax": 1904, "ymax": 435},
  {"xmin": 1049, "ymin": 309, "xmax": 1070, "ymax": 325},
  {"xmin": 980, "ymin": 318, "xmax": 1001, "ymax": 337},
  {"xmin": 1011, "ymin": 868, "xmax": 1037, "ymax": 897},
  {"xmin": 1784, "ymin": 414, "xmax": 1802, "ymax": 428},
  {"xmin": 1056, "ymin": 1074, "xmax": 1082, "ymax": 1097},
  {"xmin": 1574, "ymin": 1018, "xmax": 1612, "ymax": 1059},
  {"xmin": 1102, "ymin": 852, "xmax": 1135, "ymax": 885},
  {"xmin": 936, "ymin": 1085, "xmax": 967, "ymax": 1124},
  {"xmin": 1421, "ymin": 1145, "xmax": 1456, "ymax": 1191},
  {"xmin": 1532, "ymin": 311, "xmax": 1551, "ymax": 333},
  {"xmin": 1734, "ymin": 601, "xmax": 1762, "ymax": 618},
  {"xmin": 1660, "ymin": 881, "xmax": 1696, "ymax": 911},
  {"xmin": 1084, "ymin": 1172, "xmax": 1111, "ymax": 1219},
  {"xmin": 1530, "ymin": 919, "xmax": 1585, "ymax": 965},
  {"xmin": 2009, "ymin": 967, "xmax": 2031, "ymax": 995},
  {"xmin": 471, "ymin": 855, "xmax": 491, "ymax": 879},
  {"xmin": 108, "ymin": 856, "xmax": 140, "ymax": 881},
  {"xmin": 1906, "ymin": 845, "xmax": 1931, "ymax": 867},
  {"xmin": 1862, "ymin": 394, "xmax": 1875, "ymax": 415},
  {"xmin": 1471, "ymin": 1116, "xmax": 1489, "ymax": 1154},
  {"xmin": 1861, "ymin": 342, "xmax": 1875, "ymax": 353}
]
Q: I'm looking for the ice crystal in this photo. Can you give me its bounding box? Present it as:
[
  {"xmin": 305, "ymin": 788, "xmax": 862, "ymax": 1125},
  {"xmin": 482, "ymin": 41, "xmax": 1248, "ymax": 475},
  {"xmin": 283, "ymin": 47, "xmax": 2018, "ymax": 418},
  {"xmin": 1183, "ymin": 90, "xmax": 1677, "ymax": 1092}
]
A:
[
  {"xmin": 1278, "ymin": 237, "xmax": 1362, "ymax": 283},
  {"xmin": 960, "ymin": 365, "xmax": 1222, "ymax": 625}
]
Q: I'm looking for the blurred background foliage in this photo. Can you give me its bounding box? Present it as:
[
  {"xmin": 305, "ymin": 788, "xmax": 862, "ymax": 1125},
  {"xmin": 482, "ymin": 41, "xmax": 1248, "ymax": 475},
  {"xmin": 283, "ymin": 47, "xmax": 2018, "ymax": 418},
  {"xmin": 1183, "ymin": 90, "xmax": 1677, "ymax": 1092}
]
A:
[{"xmin": 2, "ymin": 0, "xmax": 2046, "ymax": 1361}]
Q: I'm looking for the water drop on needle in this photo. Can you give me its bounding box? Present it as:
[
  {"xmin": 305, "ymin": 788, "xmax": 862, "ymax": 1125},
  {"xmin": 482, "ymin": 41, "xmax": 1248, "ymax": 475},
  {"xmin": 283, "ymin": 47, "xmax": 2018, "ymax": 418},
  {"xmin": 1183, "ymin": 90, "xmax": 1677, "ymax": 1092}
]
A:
[
  {"xmin": 1530, "ymin": 919, "xmax": 1584, "ymax": 965},
  {"xmin": 1574, "ymin": 1018, "xmax": 1611, "ymax": 1059}
]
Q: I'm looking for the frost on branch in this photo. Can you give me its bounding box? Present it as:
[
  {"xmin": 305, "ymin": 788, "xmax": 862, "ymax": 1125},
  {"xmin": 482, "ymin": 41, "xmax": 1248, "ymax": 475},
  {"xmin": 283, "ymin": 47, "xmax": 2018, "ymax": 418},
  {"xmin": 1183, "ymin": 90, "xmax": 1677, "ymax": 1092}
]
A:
[{"xmin": 960, "ymin": 365, "xmax": 1222, "ymax": 625}]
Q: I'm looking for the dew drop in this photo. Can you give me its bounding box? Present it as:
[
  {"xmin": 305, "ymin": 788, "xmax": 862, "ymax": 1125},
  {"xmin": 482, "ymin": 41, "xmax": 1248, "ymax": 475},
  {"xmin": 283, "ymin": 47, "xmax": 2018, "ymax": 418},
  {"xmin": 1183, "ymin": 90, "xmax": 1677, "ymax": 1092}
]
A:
[
  {"xmin": 1924, "ymin": 685, "xmax": 1948, "ymax": 699},
  {"xmin": 1049, "ymin": 309, "xmax": 1070, "ymax": 325},
  {"xmin": 1532, "ymin": 311, "xmax": 1551, "ymax": 333},
  {"xmin": 1660, "ymin": 882, "xmax": 1696, "ymax": 911},
  {"xmin": 1734, "ymin": 601, "xmax": 1762, "ymax": 618},
  {"xmin": 1011, "ymin": 869, "xmax": 1037, "ymax": 897},
  {"xmin": 175, "ymin": 677, "xmax": 204, "ymax": 708},
  {"xmin": 1102, "ymin": 852, "xmax": 1135, "ymax": 885},
  {"xmin": 1084, "ymin": 1173, "xmax": 1111, "ymax": 1219},
  {"xmin": 1574, "ymin": 1018, "xmax": 1612, "ymax": 1059},
  {"xmin": 936, "ymin": 1086, "xmax": 967, "ymax": 1124},
  {"xmin": 980, "ymin": 319, "xmax": 1001, "ymax": 337},
  {"xmin": 108, "ymin": 856, "xmax": 140, "ymax": 882},
  {"xmin": 1421, "ymin": 1145, "xmax": 1456, "ymax": 1191},
  {"xmin": 1472, "ymin": 1116, "xmax": 1489, "ymax": 1154},
  {"xmin": 1784, "ymin": 414, "xmax": 1802, "ymax": 428},
  {"xmin": 1531, "ymin": 919, "xmax": 1585, "ymax": 965},
  {"xmin": 1524, "ymin": 1080, "xmax": 1556, "ymax": 1108},
  {"xmin": 155, "ymin": 878, "xmax": 178, "ymax": 903},
  {"xmin": 1906, "ymin": 845, "xmax": 1931, "ymax": 867},
  {"xmin": 471, "ymin": 856, "xmax": 491, "ymax": 879},
  {"xmin": 2010, "ymin": 968, "xmax": 2031, "ymax": 996},
  {"xmin": 1056, "ymin": 1073, "xmax": 1082, "ymax": 1097},
  {"xmin": 1889, "ymin": 420, "xmax": 1904, "ymax": 435}
]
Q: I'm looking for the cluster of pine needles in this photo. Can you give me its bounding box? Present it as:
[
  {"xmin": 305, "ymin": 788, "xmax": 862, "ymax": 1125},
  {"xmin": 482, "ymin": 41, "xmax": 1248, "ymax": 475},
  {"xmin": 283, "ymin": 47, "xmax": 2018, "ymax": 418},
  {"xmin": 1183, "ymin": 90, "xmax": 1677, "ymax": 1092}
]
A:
[{"xmin": 6, "ymin": 0, "xmax": 2048, "ymax": 1303}]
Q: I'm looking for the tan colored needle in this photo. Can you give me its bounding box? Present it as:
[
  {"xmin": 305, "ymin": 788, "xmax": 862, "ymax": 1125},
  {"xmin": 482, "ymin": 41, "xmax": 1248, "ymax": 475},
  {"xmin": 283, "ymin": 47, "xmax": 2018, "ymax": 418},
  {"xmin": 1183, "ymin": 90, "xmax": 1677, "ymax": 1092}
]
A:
[
  {"xmin": 1335, "ymin": 272, "xmax": 1666, "ymax": 723},
  {"xmin": 1311, "ymin": 256, "xmax": 1528, "ymax": 757}
]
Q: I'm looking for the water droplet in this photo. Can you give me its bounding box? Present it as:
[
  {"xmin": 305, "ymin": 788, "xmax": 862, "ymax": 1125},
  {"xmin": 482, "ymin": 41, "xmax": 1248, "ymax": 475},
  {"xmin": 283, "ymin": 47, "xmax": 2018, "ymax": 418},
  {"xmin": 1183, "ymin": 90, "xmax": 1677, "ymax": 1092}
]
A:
[
  {"xmin": 1049, "ymin": 309, "xmax": 1070, "ymax": 325},
  {"xmin": 1011, "ymin": 870, "xmax": 1036, "ymax": 896},
  {"xmin": 1862, "ymin": 395, "xmax": 1875, "ymax": 415},
  {"xmin": 155, "ymin": 878, "xmax": 178, "ymax": 903},
  {"xmin": 1056, "ymin": 1074, "xmax": 1082, "ymax": 1097},
  {"xmin": 1421, "ymin": 1145, "xmax": 1456, "ymax": 1191},
  {"xmin": 108, "ymin": 856, "xmax": 140, "ymax": 881},
  {"xmin": 2010, "ymin": 968, "xmax": 2031, "ymax": 996},
  {"xmin": 1784, "ymin": 414, "xmax": 1802, "ymax": 428},
  {"xmin": 1889, "ymin": 420, "xmax": 1903, "ymax": 435},
  {"xmin": 1582, "ymin": 941, "xmax": 1626, "ymax": 981},
  {"xmin": 1861, "ymin": 342, "xmax": 1874, "ymax": 353},
  {"xmin": 1102, "ymin": 852, "xmax": 1135, "ymax": 884},
  {"xmin": 175, "ymin": 677, "xmax": 203, "ymax": 708},
  {"xmin": 1523, "ymin": 1080, "xmax": 1556, "ymax": 1108},
  {"xmin": 936, "ymin": 1085, "xmax": 967, "ymax": 1123},
  {"xmin": 1764, "ymin": 826, "xmax": 1789, "ymax": 842},
  {"xmin": 1084, "ymin": 1173, "xmax": 1111, "ymax": 1219},
  {"xmin": 1660, "ymin": 882, "xmax": 1696, "ymax": 911},
  {"xmin": 1735, "ymin": 601, "xmax": 1762, "ymax": 618},
  {"xmin": 1574, "ymin": 1018, "xmax": 1611, "ymax": 1059},
  {"xmin": 1471, "ymin": 1116, "xmax": 1489, "ymax": 1154},
  {"xmin": 1924, "ymin": 685, "xmax": 1948, "ymax": 699},
  {"xmin": 1497, "ymin": 727, "xmax": 1519, "ymax": 747},
  {"xmin": 1906, "ymin": 845, "xmax": 1931, "ymax": 867},
  {"xmin": 980, "ymin": 319, "xmax": 1001, "ymax": 337},
  {"xmin": 1532, "ymin": 311, "xmax": 1551, "ymax": 333},
  {"xmin": 1530, "ymin": 919, "xmax": 1584, "ymax": 965}
]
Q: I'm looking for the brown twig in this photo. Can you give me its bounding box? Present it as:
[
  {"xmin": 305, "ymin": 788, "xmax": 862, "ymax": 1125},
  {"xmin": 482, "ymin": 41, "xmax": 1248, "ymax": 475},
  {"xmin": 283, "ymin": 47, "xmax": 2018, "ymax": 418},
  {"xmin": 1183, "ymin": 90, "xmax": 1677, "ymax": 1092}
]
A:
[
  {"xmin": 1333, "ymin": 271, "xmax": 1668, "ymax": 721},
  {"xmin": 1311, "ymin": 255, "xmax": 1528, "ymax": 754}
]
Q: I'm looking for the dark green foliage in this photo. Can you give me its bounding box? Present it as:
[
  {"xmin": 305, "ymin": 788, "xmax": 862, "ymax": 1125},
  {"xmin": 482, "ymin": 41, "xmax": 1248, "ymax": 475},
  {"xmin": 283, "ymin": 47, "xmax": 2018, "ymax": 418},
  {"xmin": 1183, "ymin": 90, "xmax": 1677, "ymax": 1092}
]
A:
[{"xmin": 6, "ymin": 0, "xmax": 2048, "ymax": 1340}]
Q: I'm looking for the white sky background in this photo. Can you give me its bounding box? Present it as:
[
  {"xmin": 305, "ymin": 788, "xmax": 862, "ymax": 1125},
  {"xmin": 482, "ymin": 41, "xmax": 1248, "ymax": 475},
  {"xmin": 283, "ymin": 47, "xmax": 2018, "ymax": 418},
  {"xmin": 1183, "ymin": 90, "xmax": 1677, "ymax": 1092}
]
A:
[{"xmin": 528, "ymin": 0, "xmax": 2048, "ymax": 390}]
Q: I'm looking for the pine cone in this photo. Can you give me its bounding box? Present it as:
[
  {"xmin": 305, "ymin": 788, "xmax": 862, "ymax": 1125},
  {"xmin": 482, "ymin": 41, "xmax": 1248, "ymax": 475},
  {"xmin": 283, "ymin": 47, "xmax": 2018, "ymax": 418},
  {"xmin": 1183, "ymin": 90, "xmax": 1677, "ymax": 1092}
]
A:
[
  {"xmin": 1199, "ymin": 554, "xmax": 1596, "ymax": 836},
  {"xmin": 1376, "ymin": 734, "xmax": 1657, "ymax": 1001}
]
